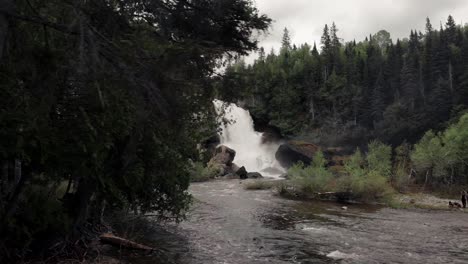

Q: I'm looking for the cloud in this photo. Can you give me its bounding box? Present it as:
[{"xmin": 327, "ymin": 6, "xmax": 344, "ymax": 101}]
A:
[{"xmin": 248, "ymin": 0, "xmax": 468, "ymax": 61}]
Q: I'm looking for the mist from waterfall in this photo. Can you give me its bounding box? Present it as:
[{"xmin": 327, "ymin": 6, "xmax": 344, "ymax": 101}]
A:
[{"xmin": 213, "ymin": 100, "xmax": 285, "ymax": 178}]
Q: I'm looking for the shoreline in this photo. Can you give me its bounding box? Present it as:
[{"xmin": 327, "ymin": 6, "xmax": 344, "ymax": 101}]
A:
[{"xmin": 240, "ymin": 178, "xmax": 468, "ymax": 211}]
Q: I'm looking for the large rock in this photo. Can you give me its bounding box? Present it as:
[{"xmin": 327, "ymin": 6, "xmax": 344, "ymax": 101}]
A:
[
  {"xmin": 209, "ymin": 145, "xmax": 236, "ymax": 166},
  {"xmin": 247, "ymin": 172, "xmax": 263, "ymax": 179},
  {"xmin": 231, "ymin": 163, "xmax": 240, "ymax": 174},
  {"xmin": 236, "ymin": 166, "xmax": 248, "ymax": 179},
  {"xmin": 275, "ymin": 141, "xmax": 321, "ymax": 168},
  {"xmin": 200, "ymin": 134, "xmax": 221, "ymax": 162}
]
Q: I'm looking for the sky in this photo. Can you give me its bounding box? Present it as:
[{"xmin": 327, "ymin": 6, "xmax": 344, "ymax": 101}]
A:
[{"xmin": 248, "ymin": 0, "xmax": 468, "ymax": 61}]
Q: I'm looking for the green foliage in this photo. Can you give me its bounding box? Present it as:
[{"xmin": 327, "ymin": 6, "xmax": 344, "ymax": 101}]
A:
[
  {"xmin": 338, "ymin": 142, "xmax": 393, "ymax": 200},
  {"xmin": 367, "ymin": 140, "xmax": 392, "ymax": 178},
  {"xmin": 411, "ymin": 131, "xmax": 443, "ymax": 173},
  {"xmin": 411, "ymin": 113, "xmax": 468, "ymax": 186},
  {"xmin": 289, "ymin": 152, "xmax": 334, "ymax": 193},
  {"xmin": 0, "ymin": 0, "xmax": 270, "ymax": 259},
  {"xmin": 218, "ymin": 16, "xmax": 468, "ymax": 146},
  {"xmin": 3, "ymin": 184, "xmax": 72, "ymax": 255},
  {"xmin": 190, "ymin": 162, "xmax": 220, "ymax": 182},
  {"xmin": 392, "ymin": 143, "xmax": 412, "ymax": 192}
]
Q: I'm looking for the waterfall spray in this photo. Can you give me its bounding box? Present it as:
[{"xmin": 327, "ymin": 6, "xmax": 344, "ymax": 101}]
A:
[{"xmin": 213, "ymin": 100, "xmax": 285, "ymax": 178}]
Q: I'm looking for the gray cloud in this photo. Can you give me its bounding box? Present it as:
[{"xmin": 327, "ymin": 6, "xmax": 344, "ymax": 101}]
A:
[{"xmin": 249, "ymin": 0, "xmax": 468, "ymax": 60}]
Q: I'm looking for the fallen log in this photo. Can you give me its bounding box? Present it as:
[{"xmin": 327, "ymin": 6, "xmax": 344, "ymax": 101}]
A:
[{"xmin": 99, "ymin": 233, "xmax": 153, "ymax": 251}]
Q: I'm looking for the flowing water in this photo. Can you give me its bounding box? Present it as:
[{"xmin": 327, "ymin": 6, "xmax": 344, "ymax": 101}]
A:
[
  {"xmin": 116, "ymin": 180, "xmax": 468, "ymax": 264},
  {"xmin": 212, "ymin": 100, "xmax": 284, "ymax": 177},
  {"xmin": 111, "ymin": 102, "xmax": 468, "ymax": 263}
]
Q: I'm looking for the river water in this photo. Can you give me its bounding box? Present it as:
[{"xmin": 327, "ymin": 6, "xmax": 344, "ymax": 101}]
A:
[{"xmin": 116, "ymin": 180, "xmax": 468, "ymax": 264}]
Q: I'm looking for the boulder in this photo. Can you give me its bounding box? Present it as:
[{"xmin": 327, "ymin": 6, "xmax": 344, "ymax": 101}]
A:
[
  {"xmin": 199, "ymin": 133, "xmax": 221, "ymax": 163},
  {"xmin": 222, "ymin": 173, "xmax": 240, "ymax": 179},
  {"xmin": 209, "ymin": 145, "xmax": 236, "ymax": 166},
  {"xmin": 247, "ymin": 172, "xmax": 263, "ymax": 179},
  {"xmin": 236, "ymin": 166, "xmax": 248, "ymax": 179},
  {"xmin": 260, "ymin": 126, "xmax": 283, "ymax": 144},
  {"xmin": 275, "ymin": 141, "xmax": 321, "ymax": 168},
  {"xmin": 231, "ymin": 163, "xmax": 240, "ymax": 174}
]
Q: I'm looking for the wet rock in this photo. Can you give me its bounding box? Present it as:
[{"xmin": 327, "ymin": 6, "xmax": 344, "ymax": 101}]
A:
[
  {"xmin": 231, "ymin": 163, "xmax": 240, "ymax": 174},
  {"xmin": 209, "ymin": 145, "xmax": 236, "ymax": 166},
  {"xmin": 222, "ymin": 173, "xmax": 240, "ymax": 179},
  {"xmin": 207, "ymin": 145, "xmax": 236, "ymax": 176},
  {"xmin": 200, "ymin": 134, "xmax": 220, "ymax": 159},
  {"xmin": 247, "ymin": 172, "xmax": 263, "ymax": 179},
  {"xmin": 275, "ymin": 141, "xmax": 320, "ymax": 168},
  {"xmin": 260, "ymin": 125, "xmax": 283, "ymax": 143},
  {"xmin": 236, "ymin": 166, "xmax": 248, "ymax": 179}
]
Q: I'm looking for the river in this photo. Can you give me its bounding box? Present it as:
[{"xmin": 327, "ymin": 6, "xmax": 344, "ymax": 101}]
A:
[{"xmin": 115, "ymin": 180, "xmax": 468, "ymax": 264}]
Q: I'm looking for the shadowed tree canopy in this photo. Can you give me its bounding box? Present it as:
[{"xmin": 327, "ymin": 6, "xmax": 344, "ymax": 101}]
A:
[{"xmin": 0, "ymin": 0, "xmax": 270, "ymax": 260}]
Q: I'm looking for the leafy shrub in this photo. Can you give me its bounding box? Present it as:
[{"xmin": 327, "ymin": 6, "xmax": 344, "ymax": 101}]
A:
[
  {"xmin": 289, "ymin": 151, "xmax": 334, "ymax": 193},
  {"xmin": 411, "ymin": 113, "xmax": 468, "ymax": 187},
  {"xmin": 338, "ymin": 143, "xmax": 394, "ymax": 201},
  {"xmin": 367, "ymin": 140, "xmax": 392, "ymax": 178},
  {"xmin": 189, "ymin": 162, "xmax": 220, "ymax": 182}
]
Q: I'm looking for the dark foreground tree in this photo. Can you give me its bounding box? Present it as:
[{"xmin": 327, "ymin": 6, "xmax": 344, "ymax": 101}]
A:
[{"xmin": 0, "ymin": 0, "xmax": 270, "ymax": 260}]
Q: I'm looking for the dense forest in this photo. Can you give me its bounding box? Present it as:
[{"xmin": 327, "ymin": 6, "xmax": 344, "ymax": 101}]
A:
[
  {"xmin": 1, "ymin": 0, "xmax": 468, "ymax": 262},
  {"xmin": 0, "ymin": 0, "xmax": 269, "ymax": 261},
  {"xmin": 219, "ymin": 16, "xmax": 468, "ymax": 147}
]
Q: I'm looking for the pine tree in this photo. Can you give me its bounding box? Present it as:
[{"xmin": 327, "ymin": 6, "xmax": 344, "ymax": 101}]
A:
[
  {"xmin": 445, "ymin": 15, "xmax": 457, "ymax": 45},
  {"xmin": 330, "ymin": 22, "xmax": 341, "ymax": 49},
  {"xmin": 258, "ymin": 47, "xmax": 266, "ymax": 61},
  {"xmin": 321, "ymin": 24, "xmax": 331, "ymax": 53},
  {"xmin": 371, "ymin": 70, "xmax": 387, "ymax": 124},
  {"xmin": 422, "ymin": 18, "xmax": 434, "ymax": 94},
  {"xmin": 311, "ymin": 42, "xmax": 319, "ymax": 57},
  {"xmin": 281, "ymin": 27, "xmax": 292, "ymax": 50}
]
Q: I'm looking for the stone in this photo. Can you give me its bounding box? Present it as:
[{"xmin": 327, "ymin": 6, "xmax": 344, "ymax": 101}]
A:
[
  {"xmin": 236, "ymin": 166, "xmax": 248, "ymax": 179},
  {"xmin": 208, "ymin": 145, "xmax": 236, "ymax": 166},
  {"xmin": 247, "ymin": 172, "xmax": 263, "ymax": 179},
  {"xmin": 275, "ymin": 141, "xmax": 320, "ymax": 168}
]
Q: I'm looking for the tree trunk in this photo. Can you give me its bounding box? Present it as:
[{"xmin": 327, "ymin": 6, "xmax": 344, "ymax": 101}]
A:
[
  {"xmin": 421, "ymin": 169, "xmax": 430, "ymax": 192},
  {"xmin": 72, "ymin": 177, "xmax": 96, "ymax": 235}
]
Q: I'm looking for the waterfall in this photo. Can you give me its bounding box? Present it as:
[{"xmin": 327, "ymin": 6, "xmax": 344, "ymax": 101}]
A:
[{"xmin": 213, "ymin": 100, "xmax": 285, "ymax": 178}]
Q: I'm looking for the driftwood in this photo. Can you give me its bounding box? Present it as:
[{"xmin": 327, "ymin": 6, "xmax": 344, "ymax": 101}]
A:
[{"xmin": 99, "ymin": 233, "xmax": 153, "ymax": 251}]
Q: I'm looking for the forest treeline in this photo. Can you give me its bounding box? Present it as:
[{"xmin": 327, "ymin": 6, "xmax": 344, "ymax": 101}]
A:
[
  {"xmin": 219, "ymin": 16, "xmax": 468, "ymax": 147},
  {"xmin": 0, "ymin": 0, "xmax": 269, "ymax": 261}
]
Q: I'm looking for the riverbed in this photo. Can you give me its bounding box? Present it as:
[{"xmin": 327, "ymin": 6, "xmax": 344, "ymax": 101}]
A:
[{"xmin": 117, "ymin": 180, "xmax": 468, "ymax": 264}]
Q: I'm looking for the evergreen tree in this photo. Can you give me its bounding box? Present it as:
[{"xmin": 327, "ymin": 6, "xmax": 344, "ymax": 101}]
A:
[
  {"xmin": 445, "ymin": 15, "xmax": 457, "ymax": 45},
  {"xmin": 282, "ymin": 27, "xmax": 292, "ymax": 50}
]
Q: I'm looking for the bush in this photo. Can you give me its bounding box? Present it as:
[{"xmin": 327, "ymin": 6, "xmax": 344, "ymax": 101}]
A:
[
  {"xmin": 2, "ymin": 184, "xmax": 72, "ymax": 257},
  {"xmin": 289, "ymin": 151, "xmax": 334, "ymax": 193},
  {"xmin": 189, "ymin": 162, "xmax": 220, "ymax": 182},
  {"xmin": 338, "ymin": 143, "xmax": 394, "ymax": 201},
  {"xmin": 392, "ymin": 143, "xmax": 412, "ymax": 192},
  {"xmin": 411, "ymin": 114, "xmax": 468, "ymax": 187},
  {"xmin": 367, "ymin": 140, "xmax": 392, "ymax": 178}
]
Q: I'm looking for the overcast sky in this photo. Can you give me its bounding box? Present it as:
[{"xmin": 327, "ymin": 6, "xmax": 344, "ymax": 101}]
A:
[{"xmin": 248, "ymin": 0, "xmax": 468, "ymax": 60}]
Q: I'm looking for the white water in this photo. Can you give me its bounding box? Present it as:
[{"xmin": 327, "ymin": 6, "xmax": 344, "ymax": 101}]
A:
[{"xmin": 213, "ymin": 100, "xmax": 285, "ymax": 178}]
